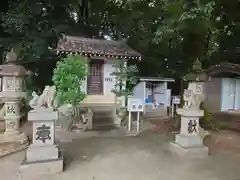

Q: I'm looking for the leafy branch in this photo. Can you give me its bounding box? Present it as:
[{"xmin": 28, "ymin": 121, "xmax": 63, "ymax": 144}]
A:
[
  {"xmin": 111, "ymin": 59, "xmax": 138, "ymax": 98},
  {"xmin": 52, "ymin": 55, "xmax": 88, "ymax": 106}
]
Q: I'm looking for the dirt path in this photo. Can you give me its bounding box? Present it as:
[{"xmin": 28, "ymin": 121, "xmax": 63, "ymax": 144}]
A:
[{"xmin": 0, "ymin": 133, "xmax": 240, "ymax": 180}]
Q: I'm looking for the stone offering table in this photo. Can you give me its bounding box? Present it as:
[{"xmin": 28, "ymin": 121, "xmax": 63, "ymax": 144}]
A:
[
  {"xmin": 20, "ymin": 107, "xmax": 63, "ymax": 174},
  {"xmin": 169, "ymin": 82, "xmax": 209, "ymax": 158}
]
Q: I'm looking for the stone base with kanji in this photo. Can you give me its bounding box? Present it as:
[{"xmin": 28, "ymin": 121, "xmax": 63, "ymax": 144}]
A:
[
  {"xmin": 169, "ymin": 108, "xmax": 209, "ymax": 158},
  {"xmin": 0, "ymin": 132, "xmax": 28, "ymax": 144},
  {"xmin": 21, "ymin": 107, "xmax": 63, "ymax": 174}
]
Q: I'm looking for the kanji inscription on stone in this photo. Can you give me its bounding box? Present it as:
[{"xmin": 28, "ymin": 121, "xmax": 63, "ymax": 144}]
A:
[
  {"xmin": 36, "ymin": 124, "xmax": 51, "ymax": 143},
  {"xmin": 7, "ymin": 104, "xmax": 16, "ymax": 114},
  {"xmin": 188, "ymin": 120, "xmax": 197, "ymax": 133}
]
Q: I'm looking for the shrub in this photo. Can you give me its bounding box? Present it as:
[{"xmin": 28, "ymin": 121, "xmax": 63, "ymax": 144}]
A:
[
  {"xmin": 52, "ymin": 55, "xmax": 88, "ymax": 106},
  {"xmin": 111, "ymin": 59, "xmax": 138, "ymax": 102},
  {"xmin": 200, "ymin": 102, "xmax": 218, "ymax": 130}
]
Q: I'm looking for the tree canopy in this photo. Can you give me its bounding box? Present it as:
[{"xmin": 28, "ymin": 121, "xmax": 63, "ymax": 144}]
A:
[{"xmin": 0, "ymin": 0, "xmax": 239, "ymax": 91}]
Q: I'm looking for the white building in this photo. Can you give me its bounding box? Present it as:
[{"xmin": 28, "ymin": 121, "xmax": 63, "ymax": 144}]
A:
[
  {"xmin": 56, "ymin": 35, "xmax": 142, "ymax": 128},
  {"xmin": 132, "ymin": 77, "xmax": 175, "ymax": 117},
  {"xmin": 202, "ymin": 63, "xmax": 240, "ymax": 113},
  {"xmin": 56, "ymin": 35, "xmax": 141, "ymax": 105}
]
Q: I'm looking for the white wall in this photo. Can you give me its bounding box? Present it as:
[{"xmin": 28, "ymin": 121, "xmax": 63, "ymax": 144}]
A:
[
  {"xmin": 80, "ymin": 64, "xmax": 88, "ymax": 93},
  {"xmin": 154, "ymin": 83, "xmax": 166, "ymax": 104},
  {"xmin": 203, "ymin": 78, "xmax": 222, "ymax": 112},
  {"xmin": 235, "ymin": 79, "xmax": 240, "ymax": 109},
  {"xmin": 133, "ymin": 81, "xmax": 145, "ymax": 102},
  {"xmin": 221, "ymin": 78, "xmax": 230, "ymax": 111},
  {"xmin": 221, "ymin": 78, "xmax": 240, "ymax": 111},
  {"xmin": 103, "ymin": 60, "xmax": 117, "ymax": 95}
]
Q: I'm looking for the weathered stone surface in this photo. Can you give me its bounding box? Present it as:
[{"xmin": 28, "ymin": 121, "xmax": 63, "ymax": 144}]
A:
[
  {"xmin": 0, "ymin": 121, "xmax": 5, "ymax": 132},
  {"xmin": 22, "ymin": 106, "xmax": 63, "ymax": 174},
  {"xmin": 175, "ymin": 134, "xmax": 203, "ymax": 148},
  {"xmin": 169, "ymin": 141, "xmax": 209, "ymax": 158},
  {"xmin": 26, "ymin": 145, "xmax": 59, "ymax": 161},
  {"xmin": 20, "ymin": 155, "xmax": 63, "ymax": 175}
]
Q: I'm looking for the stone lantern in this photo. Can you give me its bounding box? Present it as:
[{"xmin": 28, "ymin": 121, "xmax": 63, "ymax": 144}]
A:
[{"xmin": 0, "ymin": 49, "xmax": 28, "ymax": 144}]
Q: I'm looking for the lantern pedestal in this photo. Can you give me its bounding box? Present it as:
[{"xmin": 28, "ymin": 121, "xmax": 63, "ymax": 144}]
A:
[
  {"xmin": 20, "ymin": 107, "xmax": 63, "ymax": 175},
  {"xmin": 0, "ymin": 95, "xmax": 28, "ymax": 145},
  {"xmin": 0, "ymin": 132, "xmax": 28, "ymax": 144},
  {"xmin": 169, "ymin": 108, "xmax": 209, "ymax": 158}
]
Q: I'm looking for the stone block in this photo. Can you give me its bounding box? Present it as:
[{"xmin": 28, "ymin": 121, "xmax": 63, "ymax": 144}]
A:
[
  {"xmin": 175, "ymin": 134, "xmax": 203, "ymax": 148},
  {"xmin": 20, "ymin": 154, "xmax": 63, "ymax": 175},
  {"xmin": 177, "ymin": 108, "xmax": 204, "ymax": 117},
  {"xmin": 171, "ymin": 108, "xmax": 209, "ymax": 158},
  {"xmin": 169, "ymin": 142, "xmax": 209, "ymax": 158},
  {"xmin": 23, "ymin": 107, "xmax": 63, "ymax": 174},
  {"xmin": 26, "ymin": 145, "xmax": 59, "ymax": 162}
]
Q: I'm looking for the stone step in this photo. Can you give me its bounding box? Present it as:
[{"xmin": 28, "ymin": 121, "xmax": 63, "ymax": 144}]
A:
[
  {"xmin": 93, "ymin": 111, "xmax": 114, "ymax": 125},
  {"xmin": 94, "ymin": 113, "xmax": 112, "ymax": 118}
]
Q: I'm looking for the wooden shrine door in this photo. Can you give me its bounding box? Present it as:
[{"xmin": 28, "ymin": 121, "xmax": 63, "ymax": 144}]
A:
[{"xmin": 87, "ymin": 60, "xmax": 103, "ymax": 95}]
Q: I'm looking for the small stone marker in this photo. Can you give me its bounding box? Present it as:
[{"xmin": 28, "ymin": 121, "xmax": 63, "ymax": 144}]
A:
[{"xmin": 20, "ymin": 107, "xmax": 63, "ymax": 174}]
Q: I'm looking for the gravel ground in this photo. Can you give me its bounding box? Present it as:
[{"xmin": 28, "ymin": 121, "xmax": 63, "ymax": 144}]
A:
[{"xmin": 0, "ymin": 133, "xmax": 240, "ymax": 180}]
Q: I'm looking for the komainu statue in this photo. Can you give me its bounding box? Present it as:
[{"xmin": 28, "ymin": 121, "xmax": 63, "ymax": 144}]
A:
[
  {"xmin": 47, "ymin": 86, "xmax": 56, "ymax": 108},
  {"xmin": 38, "ymin": 85, "xmax": 50, "ymax": 107},
  {"xmin": 30, "ymin": 85, "xmax": 57, "ymax": 109},
  {"xmin": 183, "ymin": 82, "xmax": 205, "ymax": 110},
  {"xmin": 29, "ymin": 91, "xmax": 39, "ymax": 107}
]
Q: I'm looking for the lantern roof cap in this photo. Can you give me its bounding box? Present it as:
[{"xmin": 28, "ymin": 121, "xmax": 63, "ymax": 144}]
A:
[{"xmin": 0, "ymin": 49, "xmax": 27, "ymax": 76}]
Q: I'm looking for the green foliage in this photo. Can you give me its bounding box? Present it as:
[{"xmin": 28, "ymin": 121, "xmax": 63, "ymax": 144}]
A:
[
  {"xmin": 200, "ymin": 101, "xmax": 219, "ymax": 130},
  {"xmin": 1, "ymin": 0, "xmax": 64, "ymax": 61},
  {"xmin": 200, "ymin": 102, "xmax": 211, "ymax": 121},
  {"xmin": 152, "ymin": 0, "xmax": 217, "ymax": 78},
  {"xmin": 111, "ymin": 59, "xmax": 138, "ymax": 97},
  {"xmin": 0, "ymin": 0, "xmax": 239, "ymax": 95},
  {"xmin": 52, "ymin": 55, "xmax": 87, "ymax": 106}
]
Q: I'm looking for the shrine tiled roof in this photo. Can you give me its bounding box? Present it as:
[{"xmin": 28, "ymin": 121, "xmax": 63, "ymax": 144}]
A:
[
  {"xmin": 206, "ymin": 62, "xmax": 240, "ymax": 76},
  {"xmin": 56, "ymin": 35, "xmax": 141, "ymax": 60}
]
